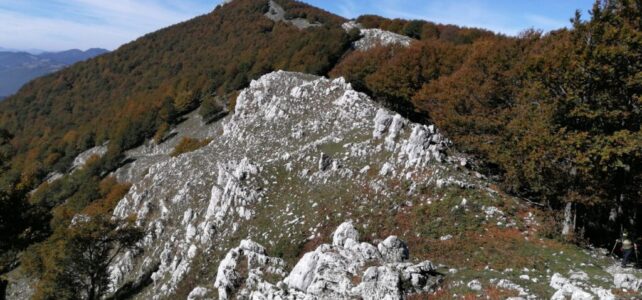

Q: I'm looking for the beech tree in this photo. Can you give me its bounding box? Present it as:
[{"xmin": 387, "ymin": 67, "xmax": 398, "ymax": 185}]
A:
[
  {"xmin": 545, "ymin": 0, "xmax": 642, "ymax": 238},
  {"xmin": 26, "ymin": 215, "xmax": 143, "ymax": 300}
]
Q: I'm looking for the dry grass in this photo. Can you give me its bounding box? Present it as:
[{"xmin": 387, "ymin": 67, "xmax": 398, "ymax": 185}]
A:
[
  {"xmin": 612, "ymin": 288, "xmax": 642, "ymax": 299},
  {"xmin": 418, "ymin": 283, "xmax": 519, "ymax": 300},
  {"xmin": 409, "ymin": 226, "xmax": 546, "ymax": 270},
  {"xmin": 170, "ymin": 137, "xmax": 212, "ymax": 157}
]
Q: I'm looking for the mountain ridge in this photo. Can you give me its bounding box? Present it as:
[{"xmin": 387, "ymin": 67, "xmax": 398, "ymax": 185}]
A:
[
  {"xmin": 98, "ymin": 70, "xmax": 463, "ymax": 299},
  {"xmin": 0, "ymin": 48, "xmax": 108, "ymax": 99},
  {"xmin": 2, "ymin": 0, "xmax": 642, "ymax": 299}
]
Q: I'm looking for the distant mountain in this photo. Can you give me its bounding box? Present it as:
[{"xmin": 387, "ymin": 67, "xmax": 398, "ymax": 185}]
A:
[
  {"xmin": 37, "ymin": 48, "xmax": 109, "ymax": 65},
  {"xmin": 0, "ymin": 47, "xmax": 46, "ymax": 54},
  {"xmin": 0, "ymin": 48, "xmax": 108, "ymax": 99}
]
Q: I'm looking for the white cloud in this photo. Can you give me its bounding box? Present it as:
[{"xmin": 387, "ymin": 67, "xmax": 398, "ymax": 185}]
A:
[
  {"xmin": 524, "ymin": 14, "xmax": 569, "ymax": 30},
  {"xmin": 0, "ymin": 0, "xmax": 217, "ymax": 51}
]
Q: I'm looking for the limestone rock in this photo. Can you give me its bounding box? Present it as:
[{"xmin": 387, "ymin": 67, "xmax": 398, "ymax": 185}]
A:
[
  {"xmin": 378, "ymin": 236, "xmax": 409, "ymax": 263},
  {"xmin": 187, "ymin": 287, "xmax": 209, "ymax": 300},
  {"xmin": 468, "ymin": 279, "xmax": 482, "ymax": 291},
  {"xmin": 614, "ymin": 273, "xmax": 641, "ymax": 290},
  {"xmin": 353, "ymin": 28, "xmax": 413, "ymax": 51},
  {"xmin": 353, "ymin": 266, "xmax": 402, "ymax": 299},
  {"xmin": 214, "ymin": 240, "xmax": 287, "ymax": 299},
  {"xmin": 332, "ymin": 221, "xmax": 360, "ymax": 247},
  {"xmin": 265, "ymin": 0, "xmax": 322, "ymax": 29},
  {"xmin": 549, "ymin": 272, "xmax": 615, "ymax": 300},
  {"xmin": 319, "ymin": 152, "xmax": 332, "ymax": 171},
  {"xmin": 70, "ymin": 144, "xmax": 108, "ymax": 171},
  {"xmin": 102, "ymin": 71, "xmax": 456, "ymax": 298},
  {"xmin": 217, "ymin": 223, "xmax": 440, "ymax": 299}
]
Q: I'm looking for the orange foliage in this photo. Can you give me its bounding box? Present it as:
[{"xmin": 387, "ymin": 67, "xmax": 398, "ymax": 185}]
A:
[
  {"xmin": 0, "ymin": 0, "xmax": 353, "ymax": 196},
  {"xmin": 356, "ymin": 15, "xmax": 495, "ymax": 44},
  {"xmin": 82, "ymin": 177, "xmax": 131, "ymax": 217}
]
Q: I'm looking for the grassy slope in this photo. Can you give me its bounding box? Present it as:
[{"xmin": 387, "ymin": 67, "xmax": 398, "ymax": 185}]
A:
[{"xmin": 166, "ymin": 140, "xmax": 634, "ymax": 298}]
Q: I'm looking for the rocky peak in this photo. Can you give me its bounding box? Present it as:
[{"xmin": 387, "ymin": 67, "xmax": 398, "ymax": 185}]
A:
[
  {"xmin": 103, "ymin": 70, "xmax": 460, "ymax": 299},
  {"xmin": 264, "ymin": 0, "xmax": 323, "ymax": 29}
]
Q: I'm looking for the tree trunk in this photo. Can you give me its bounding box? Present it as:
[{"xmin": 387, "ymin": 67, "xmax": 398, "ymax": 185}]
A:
[
  {"xmin": 618, "ymin": 193, "xmax": 624, "ymax": 234},
  {"xmin": 88, "ymin": 275, "xmax": 96, "ymax": 300},
  {"xmin": 562, "ymin": 202, "xmax": 575, "ymax": 236}
]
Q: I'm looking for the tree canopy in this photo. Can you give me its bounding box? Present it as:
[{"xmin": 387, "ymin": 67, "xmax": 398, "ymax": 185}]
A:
[
  {"xmin": 333, "ymin": 0, "xmax": 642, "ymax": 243},
  {"xmin": 0, "ymin": 0, "xmax": 354, "ymax": 266}
]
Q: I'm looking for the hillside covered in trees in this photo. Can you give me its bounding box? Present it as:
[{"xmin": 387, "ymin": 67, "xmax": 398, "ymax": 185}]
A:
[
  {"xmin": 331, "ymin": 0, "xmax": 642, "ymax": 245},
  {"xmin": 0, "ymin": 0, "xmax": 355, "ymax": 268},
  {"xmin": 1, "ymin": 0, "xmax": 641, "ymax": 298},
  {"xmin": 0, "ymin": 48, "xmax": 108, "ymax": 100}
]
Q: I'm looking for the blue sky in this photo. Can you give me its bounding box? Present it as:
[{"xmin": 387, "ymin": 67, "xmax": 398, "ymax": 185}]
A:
[{"xmin": 0, "ymin": 0, "xmax": 595, "ymax": 52}]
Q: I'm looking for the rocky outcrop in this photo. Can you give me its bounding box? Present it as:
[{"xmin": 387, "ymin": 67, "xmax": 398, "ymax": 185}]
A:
[
  {"xmin": 614, "ymin": 273, "xmax": 642, "ymax": 290},
  {"xmin": 187, "ymin": 287, "xmax": 209, "ymax": 300},
  {"xmin": 342, "ymin": 21, "xmax": 414, "ymax": 51},
  {"xmin": 214, "ymin": 222, "xmax": 442, "ymax": 299},
  {"xmin": 214, "ymin": 240, "xmax": 287, "ymax": 299},
  {"xmin": 549, "ymin": 273, "xmax": 594, "ymax": 300},
  {"xmin": 378, "ymin": 236, "xmax": 410, "ymax": 263},
  {"xmin": 355, "ymin": 29, "xmax": 413, "ymax": 51},
  {"xmin": 102, "ymin": 71, "xmax": 463, "ymax": 299},
  {"xmin": 265, "ymin": 0, "xmax": 322, "ymax": 29},
  {"xmin": 70, "ymin": 144, "xmax": 108, "ymax": 171},
  {"xmin": 332, "ymin": 221, "xmax": 360, "ymax": 247},
  {"xmin": 549, "ymin": 272, "xmax": 615, "ymax": 300}
]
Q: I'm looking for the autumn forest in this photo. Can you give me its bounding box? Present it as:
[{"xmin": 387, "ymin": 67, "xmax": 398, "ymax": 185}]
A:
[{"xmin": 0, "ymin": 0, "xmax": 641, "ymax": 298}]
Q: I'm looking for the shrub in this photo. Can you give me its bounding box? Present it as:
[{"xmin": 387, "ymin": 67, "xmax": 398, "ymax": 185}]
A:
[
  {"xmin": 170, "ymin": 137, "xmax": 212, "ymax": 157},
  {"xmin": 199, "ymin": 94, "xmax": 227, "ymax": 121}
]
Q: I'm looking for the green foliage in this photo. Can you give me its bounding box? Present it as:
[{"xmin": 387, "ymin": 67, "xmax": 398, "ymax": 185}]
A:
[
  {"xmin": 199, "ymin": 97, "xmax": 225, "ymax": 120},
  {"xmin": 546, "ymin": 0, "xmax": 642, "ymax": 240},
  {"xmin": 411, "ymin": 0, "xmax": 642, "ymax": 242},
  {"xmin": 199, "ymin": 94, "xmax": 230, "ymax": 122},
  {"xmin": 0, "ymin": 188, "xmax": 27, "ymax": 250},
  {"xmin": 335, "ymin": 1, "xmax": 642, "ymax": 242},
  {"xmin": 0, "ymin": 128, "xmax": 24, "ymax": 252},
  {"xmin": 402, "ymin": 20, "xmax": 424, "ymax": 39},
  {"xmin": 24, "ymin": 215, "xmax": 143, "ymax": 300},
  {"xmin": 22, "ymin": 178, "xmax": 136, "ymax": 300},
  {"xmin": 273, "ymin": 0, "xmax": 345, "ymax": 25},
  {"xmin": 0, "ymin": 128, "xmax": 13, "ymax": 168}
]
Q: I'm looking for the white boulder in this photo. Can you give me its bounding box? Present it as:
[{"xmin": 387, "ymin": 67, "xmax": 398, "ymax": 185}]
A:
[
  {"xmin": 467, "ymin": 279, "xmax": 482, "ymax": 291},
  {"xmin": 218, "ymin": 223, "xmax": 440, "ymax": 299},
  {"xmin": 332, "ymin": 221, "xmax": 360, "ymax": 247},
  {"xmin": 614, "ymin": 273, "xmax": 641, "ymax": 291},
  {"xmin": 378, "ymin": 236, "xmax": 409, "ymax": 263}
]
